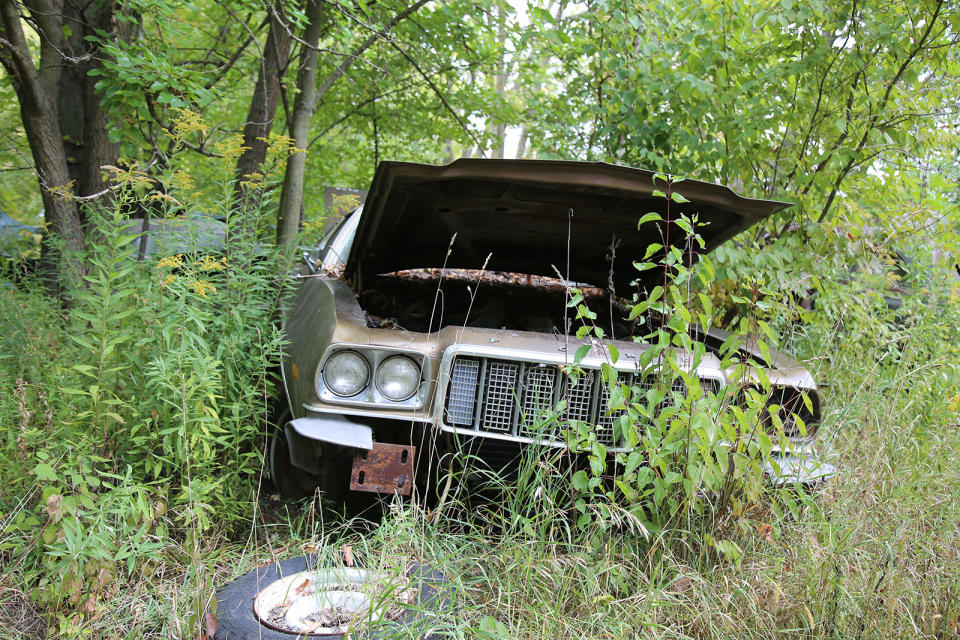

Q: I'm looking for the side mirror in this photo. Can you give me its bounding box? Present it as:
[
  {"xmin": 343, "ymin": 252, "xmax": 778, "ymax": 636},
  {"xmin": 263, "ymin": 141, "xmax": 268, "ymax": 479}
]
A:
[{"xmin": 301, "ymin": 247, "xmax": 319, "ymax": 273}]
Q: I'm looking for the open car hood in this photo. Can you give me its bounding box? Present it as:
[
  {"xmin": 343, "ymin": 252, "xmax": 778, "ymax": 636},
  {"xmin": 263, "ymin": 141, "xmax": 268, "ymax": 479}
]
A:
[{"xmin": 344, "ymin": 159, "xmax": 790, "ymax": 293}]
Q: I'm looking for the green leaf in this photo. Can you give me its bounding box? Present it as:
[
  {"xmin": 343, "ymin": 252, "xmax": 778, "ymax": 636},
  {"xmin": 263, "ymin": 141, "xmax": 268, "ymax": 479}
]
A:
[
  {"xmin": 638, "ymin": 212, "xmax": 663, "ymax": 227},
  {"xmin": 643, "ymin": 243, "xmax": 663, "ymax": 260},
  {"xmin": 478, "ymin": 616, "xmax": 511, "ymax": 638},
  {"xmin": 33, "ymin": 463, "xmax": 57, "ymax": 482},
  {"xmin": 607, "ymin": 343, "xmax": 619, "ymax": 363},
  {"xmin": 572, "ymin": 470, "xmax": 590, "ymax": 491},
  {"xmin": 757, "ymin": 340, "xmax": 772, "ymax": 367},
  {"xmin": 574, "ymin": 344, "xmax": 591, "ymax": 365}
]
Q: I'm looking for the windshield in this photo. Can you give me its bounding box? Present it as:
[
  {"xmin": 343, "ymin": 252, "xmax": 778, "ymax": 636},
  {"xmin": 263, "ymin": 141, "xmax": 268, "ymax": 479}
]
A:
[{"xmin": 320, "ymin": 208, "xmax": 362, "ymax": 270}]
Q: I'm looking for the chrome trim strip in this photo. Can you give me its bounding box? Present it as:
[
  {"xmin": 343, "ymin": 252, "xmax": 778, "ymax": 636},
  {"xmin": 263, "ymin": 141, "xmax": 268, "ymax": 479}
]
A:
[
  {"xmin": 287, "ymin": 415, "xmax": 373, "ymax": 449},
  {"xmin": 442, "ymin": 424, "xmax": 574, "ymax": 449},
  {"xmin": 302, "ymin": 403, "xmax": 432, "ymax": 422}
]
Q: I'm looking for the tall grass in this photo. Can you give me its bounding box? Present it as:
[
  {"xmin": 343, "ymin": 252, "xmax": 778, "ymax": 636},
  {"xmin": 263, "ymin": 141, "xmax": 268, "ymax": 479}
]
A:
[{"xmin": 0, "ymin": 130, "xmax": 293, "ymax": 635}]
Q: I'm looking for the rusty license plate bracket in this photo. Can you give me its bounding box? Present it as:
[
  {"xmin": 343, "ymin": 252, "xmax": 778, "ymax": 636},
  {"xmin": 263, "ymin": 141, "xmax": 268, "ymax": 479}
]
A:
[{"xmin": 350, "ymin": 443, "xmax": 415, "ymax": 496}]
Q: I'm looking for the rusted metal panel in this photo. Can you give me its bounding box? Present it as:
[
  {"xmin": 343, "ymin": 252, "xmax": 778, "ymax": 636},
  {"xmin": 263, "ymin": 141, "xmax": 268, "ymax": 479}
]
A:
[{"xmin": 349, "ymin": 442, "xmax": 415, "ymax": 496}]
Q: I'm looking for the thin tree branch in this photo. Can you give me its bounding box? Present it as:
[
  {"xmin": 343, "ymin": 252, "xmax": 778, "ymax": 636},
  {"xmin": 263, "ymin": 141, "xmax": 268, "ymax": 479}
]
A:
[
  {"xmin": 816, "ymin": 0, "xmax": 945, "ymax": 223},
  {"xmin": 385, "ymin": 37, "xmax": 485, "ymax": 155},
  {"xmin": 312, "ymin": 0, "xmax": 431, "ymax": 109}
]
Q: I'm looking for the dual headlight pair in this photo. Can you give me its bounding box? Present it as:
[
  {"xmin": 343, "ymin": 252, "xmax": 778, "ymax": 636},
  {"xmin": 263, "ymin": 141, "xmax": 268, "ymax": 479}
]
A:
[{"xmin": 322, "ymin": 350, "xmax": 421, "ymax": 401}]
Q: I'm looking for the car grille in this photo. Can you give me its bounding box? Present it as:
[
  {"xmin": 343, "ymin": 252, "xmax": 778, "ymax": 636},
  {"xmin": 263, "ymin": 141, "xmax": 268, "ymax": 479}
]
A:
[{"xmin": 442, "ymin": 355, "xmax": 700, "ymax": 447}]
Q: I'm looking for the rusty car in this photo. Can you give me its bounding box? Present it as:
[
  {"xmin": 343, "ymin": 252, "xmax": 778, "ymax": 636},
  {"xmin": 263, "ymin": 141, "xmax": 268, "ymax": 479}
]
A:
[{"xmin": 271, "ymin": 159, "xmax": 836, "ymax": 502}]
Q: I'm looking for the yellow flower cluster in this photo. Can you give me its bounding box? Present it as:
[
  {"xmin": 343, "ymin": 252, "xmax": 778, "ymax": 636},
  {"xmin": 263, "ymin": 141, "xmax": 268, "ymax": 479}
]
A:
[
  {"xmin": 258, "ymin": 134, "xmax": 298, "ymax": 158},
  {"xmin": 239, "ymin": 171, "xmax": 264, "ymax": 191},
  {"xmin": 189, "ymin": 280, "xmax": 217, "ymax": 298},
  {"xmin": 302, "ymin": 217, "xmax": 325, "ymax": 235},
  {"xmin": 198, "ymin": 255, "xmax": 227, "ymax": 272},
  {"xmin": 331, "ymin": 193, "xmax": 361, "ymax": 216},
  {"xmin": 47, "ymin": 179, "xmax": 77, "ymax": 200},
  {"xmin": 162, "ymin": 274, "xmax": 177, "ymax": 286},
  {"xmin": 148, "ymin": 193, "xmax": 182, "ymax": 206},
  {"xmin": 169, "ymin": 169, "xmax": 195, "ymax": 192},
  {"xmin": 156, "ymin": 254, "xmax": 184, "ymax": 269},
  {"xmin": 169, "ymin": 108, "xmax": 209, "ymax": 140},
  {"xmin": 214, "ymin": 133, "xmax": 250, "ymax": 161},
  {"xmin": 103, "ymin": 165, "xmax": 154, "ymax": 190}
]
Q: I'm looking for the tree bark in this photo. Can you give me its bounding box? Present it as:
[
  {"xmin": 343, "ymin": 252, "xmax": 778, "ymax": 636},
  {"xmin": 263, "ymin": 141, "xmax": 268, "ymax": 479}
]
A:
[
  {"xmin": 234, "ymin": 4, "xmax": 291, "ymax": 212},
  {"xmin": 275, "ymin": 0, "xmax": 323, "ymax": 247},
  {"xmin": 516, "ymin": 126, "xmax": 529, "ymax": 159},
  {"xmin": 0, "ymin": 0, "xmax": 86, "ymax": 287},
  {"xmin": 274, "ymin": 0, "xmax": 432, "ymax": 246},
  {"xmin": 57, "ymin": 0, "xmax": 130, "ymax": 205}
]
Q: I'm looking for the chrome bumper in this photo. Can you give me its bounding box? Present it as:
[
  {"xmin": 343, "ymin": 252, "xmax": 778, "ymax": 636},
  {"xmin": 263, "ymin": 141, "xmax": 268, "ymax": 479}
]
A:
[{"xmin": 764, "ymin": 450, "xmax": 837, "ymax": 488}]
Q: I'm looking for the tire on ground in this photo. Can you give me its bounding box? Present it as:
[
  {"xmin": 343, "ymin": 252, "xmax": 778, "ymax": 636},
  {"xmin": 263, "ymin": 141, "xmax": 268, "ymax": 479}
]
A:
[{"xmin": 212, "ymin": 555, "xmax": 450, "ymax": 639}]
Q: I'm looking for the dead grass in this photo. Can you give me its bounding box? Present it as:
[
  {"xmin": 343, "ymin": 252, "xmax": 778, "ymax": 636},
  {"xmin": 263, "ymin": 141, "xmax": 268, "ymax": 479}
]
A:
[{"xmin": 0, "ymin": 587, "xmax": 47, "ymax": 639}]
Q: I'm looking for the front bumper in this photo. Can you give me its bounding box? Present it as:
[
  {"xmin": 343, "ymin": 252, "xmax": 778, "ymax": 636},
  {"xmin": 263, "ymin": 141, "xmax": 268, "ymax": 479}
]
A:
[{"xmin": 763, "ymin": 449, "xmax": 837, "ymax": 489}]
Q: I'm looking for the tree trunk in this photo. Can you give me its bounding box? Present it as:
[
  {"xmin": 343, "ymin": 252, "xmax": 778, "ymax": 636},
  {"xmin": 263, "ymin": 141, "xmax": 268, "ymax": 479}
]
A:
[
  {"xmin": 58, "ymin": 0, "xmax": 129, "ymax": 205},
  {"xmin": 275, "ymin": 0, "xmax": 323, "ymax": 247},
  {"xmin": 234, "ymin": 5, "xmax": 292, "ymax": 212},
  {"xmin": 0, "ymin": 0, "xmax": 86, "ymax": 288},
  {"xmin": 516, "ymin": 127, "xmax": 529, "ymax": 159}
]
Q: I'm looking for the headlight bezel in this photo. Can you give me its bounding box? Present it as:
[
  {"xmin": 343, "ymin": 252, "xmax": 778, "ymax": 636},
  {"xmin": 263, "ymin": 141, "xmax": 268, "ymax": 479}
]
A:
[{"xmin": 314, "ymin": 345, "xmax": 429, "ymax": 409}]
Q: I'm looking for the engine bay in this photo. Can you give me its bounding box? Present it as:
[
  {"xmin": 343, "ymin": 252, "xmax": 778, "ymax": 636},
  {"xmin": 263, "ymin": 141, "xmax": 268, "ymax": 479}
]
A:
[{"xmin": 359, "ymin": 269, "xmax": 638, "ymax": 339}]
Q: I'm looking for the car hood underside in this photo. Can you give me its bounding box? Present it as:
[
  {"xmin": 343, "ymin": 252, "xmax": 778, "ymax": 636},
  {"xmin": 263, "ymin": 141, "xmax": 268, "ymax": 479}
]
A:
[{"xmin": 343, "ymin": 159, "xmax": 790, "ymax": 293}]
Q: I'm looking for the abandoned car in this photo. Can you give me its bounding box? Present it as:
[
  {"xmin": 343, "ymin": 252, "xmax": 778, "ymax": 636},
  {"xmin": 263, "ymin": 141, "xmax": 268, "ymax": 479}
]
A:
[{"xmin": 273, "ymin": 159, "xmax": 836, "ymax": 501}]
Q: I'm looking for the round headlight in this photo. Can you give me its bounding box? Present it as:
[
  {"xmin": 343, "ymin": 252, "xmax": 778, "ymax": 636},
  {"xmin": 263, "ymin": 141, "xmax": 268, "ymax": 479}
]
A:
[
  {"xmin": 375, "ymin": 355, "xmax": 421, "ymax": 401},
  {"xmin": 322, "ymin": 350, "xmax": 369, "ymax": 397}
]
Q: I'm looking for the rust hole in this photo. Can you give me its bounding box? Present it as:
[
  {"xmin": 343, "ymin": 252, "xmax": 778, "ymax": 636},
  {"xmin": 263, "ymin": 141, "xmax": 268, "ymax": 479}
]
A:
[
  {"xmin": 358, "ymin": 471, "xmax": 365, "ymax": 485},
  {"xmin": 401, "ymin": 450, "xmax": 408, "ymax": 464}
]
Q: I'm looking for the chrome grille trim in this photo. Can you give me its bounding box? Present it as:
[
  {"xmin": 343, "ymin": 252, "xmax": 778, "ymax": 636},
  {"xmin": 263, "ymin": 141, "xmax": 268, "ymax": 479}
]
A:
[
  {"xmin": 595, "ymin": 375, "xmax": 631, "ymax": 446},
  {"xmin": 633, "ymin": 375, "xmax": 687, "ymax": 398},
  {"xmin": 441, "ymin": 350, "xmax": 723, "ymax": 449},
  {"xmin": 446, "ymin": 357, "xmax": 480, "ymax": 425},
  {"xmin": 519, "ymin": 365, "xmax": 559, "ymax": 438},
  {"xmin": 480, "ymin": 361, "xmax": 520, "ymax": 432},
  {"xmin": 438, "ymin": 346, "xmax": 725, "ymax": 450},
  {"xmin": 564, "ymin": 371, "xmax": 594, "ymax": 424}
]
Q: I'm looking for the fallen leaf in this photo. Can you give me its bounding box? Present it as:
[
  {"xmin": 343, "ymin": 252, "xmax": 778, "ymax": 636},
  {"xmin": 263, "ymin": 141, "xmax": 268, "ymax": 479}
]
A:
[
  {"xmin": 295, "ymin": 578, "xmax": 311, "ymax": 595},
  {"xmin": 205, "ymin": 612, "xmax": 218, "ymax": 637},
  {"xmin": 758, "ymin": 523, "xmax": 774, "ymax": 543}
]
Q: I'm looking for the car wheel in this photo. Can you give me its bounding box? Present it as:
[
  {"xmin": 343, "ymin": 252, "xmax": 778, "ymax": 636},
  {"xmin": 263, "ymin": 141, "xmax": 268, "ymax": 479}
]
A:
[
  {"xmin": 212, "ymin": 556, "xmax": 450, "ymax": 639},
  {"xmin": 268, "ymin": 404, "xmax": 349, "ymax": 502}
]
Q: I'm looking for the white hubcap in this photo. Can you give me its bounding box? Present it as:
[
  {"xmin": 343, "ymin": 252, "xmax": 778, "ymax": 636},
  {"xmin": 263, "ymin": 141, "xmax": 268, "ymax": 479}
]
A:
[{"xmin": 253, "ymin": 567, "xmax": 413, "ymax": 635}]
